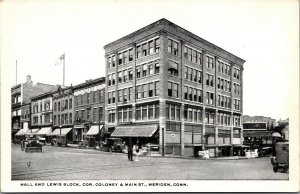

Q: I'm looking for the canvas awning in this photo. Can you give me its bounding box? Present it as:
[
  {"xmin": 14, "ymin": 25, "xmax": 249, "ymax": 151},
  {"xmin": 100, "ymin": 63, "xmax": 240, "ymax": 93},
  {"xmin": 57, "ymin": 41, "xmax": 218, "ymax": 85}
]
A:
[
  {"xmin": 37, "ymin": 127, "xmax": 52, "ymax": 135},
  {"xmin": 50, "ymin": 128, "xmax": 72, "ymax": 136},
  {"xmin": 85, "ymin": 125, "xmax": 103, "ymax": 136},
  {"xmin": 15, "ymin": 129, "xmax": 28, "ymax": 136},
  {"xmin": 26, "ymin": 129, "xmax": 39, "ymax": 135},
  {"xmin": 111, "ymin": 124, "xmax": 158, "ymax": 137}
]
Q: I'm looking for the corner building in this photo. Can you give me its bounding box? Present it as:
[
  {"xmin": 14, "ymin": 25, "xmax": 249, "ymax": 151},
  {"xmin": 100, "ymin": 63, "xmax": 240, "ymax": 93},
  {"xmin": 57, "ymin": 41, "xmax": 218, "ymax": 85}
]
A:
[{"xmin": 104, "ymin": 19, "xmax": 245, "ymax": 157}]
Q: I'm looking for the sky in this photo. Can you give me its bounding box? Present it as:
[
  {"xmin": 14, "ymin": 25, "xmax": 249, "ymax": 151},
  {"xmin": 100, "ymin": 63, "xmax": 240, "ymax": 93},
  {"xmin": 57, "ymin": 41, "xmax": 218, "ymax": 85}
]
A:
[{"xmin": 1, "ymin": 0, "xmax": 299, "ymax": 121}]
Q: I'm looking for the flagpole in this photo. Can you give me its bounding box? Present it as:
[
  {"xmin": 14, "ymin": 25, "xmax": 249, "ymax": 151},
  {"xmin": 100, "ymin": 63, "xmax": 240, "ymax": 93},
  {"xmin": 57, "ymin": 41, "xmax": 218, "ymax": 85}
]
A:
[{"xmin": 63, "ymin": 53, "xmax": 65, "ymax": 87}]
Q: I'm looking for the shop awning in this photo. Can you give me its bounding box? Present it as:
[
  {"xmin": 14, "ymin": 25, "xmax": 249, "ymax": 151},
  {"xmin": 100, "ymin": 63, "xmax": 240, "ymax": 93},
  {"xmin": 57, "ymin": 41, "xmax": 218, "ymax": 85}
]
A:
[
  {"xmin": 50, "ymin": 128, "xmax": 72, "ymax": 136},
  {"xmin": 38, "ymin": 127, "xmax": 52, "ymax": 135},
  {"xmin": 85, "ymin": 125, "xmax": 103, "ymax": 136},
  {"xmin": 111, "ymin": 124, "xmax": 158, "ymax": 137},
  {"xmin": 15, "ymin": 129, "xmax": 28, "ymax": 136},
  {"xmin": 26, "ymin": 129, "xmax": 39, "ymax": 135}
]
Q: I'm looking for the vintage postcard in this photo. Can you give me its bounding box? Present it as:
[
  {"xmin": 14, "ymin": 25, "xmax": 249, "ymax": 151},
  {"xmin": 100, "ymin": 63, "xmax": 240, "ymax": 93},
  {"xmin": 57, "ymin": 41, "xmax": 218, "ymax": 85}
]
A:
[{"xmin": 1, "ymin": 0, "xmax": 299, "ymax": 192}]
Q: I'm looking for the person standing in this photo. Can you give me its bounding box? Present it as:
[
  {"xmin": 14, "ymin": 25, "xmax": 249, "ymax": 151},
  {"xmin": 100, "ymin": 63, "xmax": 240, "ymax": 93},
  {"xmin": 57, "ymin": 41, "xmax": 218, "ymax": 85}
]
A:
[{"xmin": 127, "ymin": 138, "xmax": 133, "ymax": 161}]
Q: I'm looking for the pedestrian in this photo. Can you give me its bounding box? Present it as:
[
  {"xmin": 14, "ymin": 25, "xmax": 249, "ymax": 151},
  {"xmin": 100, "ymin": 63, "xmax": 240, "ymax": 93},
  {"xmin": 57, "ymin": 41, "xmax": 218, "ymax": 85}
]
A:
[{"xmin": 127, "ymin": 138, "xmax": 133, "ymax": 161}]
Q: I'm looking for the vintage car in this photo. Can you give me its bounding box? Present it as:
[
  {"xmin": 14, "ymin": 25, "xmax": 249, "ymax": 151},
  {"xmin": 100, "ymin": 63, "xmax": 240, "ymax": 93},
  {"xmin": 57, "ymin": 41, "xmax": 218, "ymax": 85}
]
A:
[
  {"xmin": 23, "ymin": 138, "xmax": 43, "ymax": 152},
  {"xmin": 100, "ymin": 138, "xmax": 124, "ymax": 152},
  {"xmin": 271, "ymin": 141, "xmax": 289, "ymax": 172}
]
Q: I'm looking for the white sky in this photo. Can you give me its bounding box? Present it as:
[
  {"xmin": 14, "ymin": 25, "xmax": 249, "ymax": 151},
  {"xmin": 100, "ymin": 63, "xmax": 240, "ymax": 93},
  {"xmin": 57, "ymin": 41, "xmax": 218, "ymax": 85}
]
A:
[{"xmin": 1, "ymin": 0, "xmax": 299, "ymax": 121}]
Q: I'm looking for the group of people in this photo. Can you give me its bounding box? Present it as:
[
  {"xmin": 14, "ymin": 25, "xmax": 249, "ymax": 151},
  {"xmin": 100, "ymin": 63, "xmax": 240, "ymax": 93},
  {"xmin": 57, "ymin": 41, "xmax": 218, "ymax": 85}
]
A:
[{"xmin": 127, "ymin": 138, "xmax": 140, "ymax": 161}]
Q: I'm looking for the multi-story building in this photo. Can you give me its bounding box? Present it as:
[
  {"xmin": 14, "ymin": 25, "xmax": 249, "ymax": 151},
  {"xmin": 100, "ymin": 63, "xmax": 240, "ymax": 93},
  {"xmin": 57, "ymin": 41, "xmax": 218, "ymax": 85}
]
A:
[
  {"xmin": 73, "ymin": 77, "xmax": 105, "ymax": 143},
  {"xmin": 30, "ymin": 86, "xmax": 59, "ymax": 142},
  {"xmin": 104, "ymin": 18, "xmax": 245, "ymax": 157},
  {"xmin": 52, "ymin": 86, "xmax": 74, "ymax": 143},
  {"xmin": 13, "ymin": 75, "xmax": 58, "ymax": 138}
]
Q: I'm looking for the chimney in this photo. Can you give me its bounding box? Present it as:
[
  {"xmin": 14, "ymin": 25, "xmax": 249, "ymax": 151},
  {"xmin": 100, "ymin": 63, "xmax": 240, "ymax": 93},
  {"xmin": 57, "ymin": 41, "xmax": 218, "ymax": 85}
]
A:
[{"xmin": 26, "ymin": 75, "xmax": 33, "ymax": 85}]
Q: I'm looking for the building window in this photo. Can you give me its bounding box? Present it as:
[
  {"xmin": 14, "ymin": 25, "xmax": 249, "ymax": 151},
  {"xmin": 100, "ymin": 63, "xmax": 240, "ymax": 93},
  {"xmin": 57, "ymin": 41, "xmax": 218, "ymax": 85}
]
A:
[
  {"xmin": 168, "ymin": 61, "xmax": 178, "ymax": 76},
  {"xmin": 118, "ymin": 53, "xmax": 123, "ymax": 65},
  {"xmin": 142, "ymin": 43, "xmax": 147, "ymax": 57},
  {"xmin": 108, "ymin": 92, "xmax": 111, "ymax": 104},
  {"xmin": 108, "ymin": 109, "xmax": 115, "ymax": 123},
  {"xmin": 136, "ymin": 67, "xmax": 141, "ymax": 78},
  {"xmin": 173, "ymin": 83, "xmax": 178, "ymax": 98},
  {"xmin": 99, "ymin": 107, "xmax": 103, "ymax": 121},
  {"xmin": 129, "ymin": 87, "xmax": 133, "ymax": 100},
  {"xmin": 137, "ymin": 45, "xmax": 141, "ymax": 58},
  {"xmin": 173, "ymin": 41, "xmax": 178, "ymax": 56},
  {"xmin": 149, "ymin": 40, "xmax": 154, "ymax": 55},
  {"xmin": 168, "ymin": 82, "xmax": 172, "ymax": 97},
  {"xmin": 136, "ymin": 106, "xmax": 141, "ymax": 120},
  {"xmin": 69, "ymin": 113, "xmax": 72, "ymax": 124},
  {"xmin": 58, "ymin": 102, "xmax": 60, "ymax": 111},
  {"xmin": 112, "ymin": 55, "xmax": 116, "ymax": 67},
  {"xmin": 123, "ymin": 70, "xmax": 128, "ymax": 82},
  {"xmin": 148, "ymin": 83, "xmax": 154, "ymax": 97},
  {"xmin": 184, "ymin": 86, "xmax": 188, "ymax": 100},
  {"xmin": 54, "ymin": 115, "xmax": 57, "ymax": 125},
  {"xmin": 58, "ymin": 115, "xmax": 61, "ymax": 125},
  {"xmin": 168, "ymin": 39, "xmax": 172, "ymax": 53},
  {"xmin": 123, "ymin": 88, "xmax": 128, "ymax": 102},
  {"xmin": 149, "ymin": 64, "xmax": 154, "ymax": 75},
  {"xmin": 142, "ymin": 84, "xmax": 147, "ymax": 98},
  {"xmin": 87, "ymin": 93, "xmax": 90, "ymax": 104},
  {"xmin": 154, "ymin": 81, "xmax": 159, "ymax": 96},
  {"xmin": 118, "ymin": 72, "xmax": 122, "ymax": 83},
  {"xmin": 128, "ymin": 70, "xmax": 133, "ymax": 80},
  {"xmin": 136, "ymin": 85, "xmax": 142, "ymax": 99},
  {"xmin": 142, "ymin": 64, "xmax": 147, "ymax": 77},
  {"xmin": 118, "ymin": 90, "xmax": 123, "ymax": 102},
  {"xmin": 69, "ymin": 99, "xmax": 72, "ymax": 109},
  {"xmin": 154, "ymin": 63, "xmax": 160, "ymax": 74},
  {"xmin": 155, "ymin": 38, "xmax": 160, "ymax": 53},
  {"xmin": 108, "ymin": 57, "xmax": 111, "ymax": 69},
  {"xmin": 112, "ymin": 91, "xmax": 115, "ymax": 103},
  {"xmin": 54, "ymin": 102, "xmax": 57, "ymax": 111},
  {"xmin": 129, "ymin": 49, "xmax": 133, "ymax": 61},
  {"xmin": 124, "ymin": 50, "xmax": 128, "ymax": 64},
  {"xmin": 149, "ymin": 105, "xmax": 154, "ymax": 120},
  {"xmin": 112, "ymin": 73, "xmax": 115, "ymax": 85}
]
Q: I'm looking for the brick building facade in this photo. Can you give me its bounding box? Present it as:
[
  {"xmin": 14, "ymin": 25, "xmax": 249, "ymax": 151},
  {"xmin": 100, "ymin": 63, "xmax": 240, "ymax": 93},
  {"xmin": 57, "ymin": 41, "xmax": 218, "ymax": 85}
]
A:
[
  {"xmin": 104, "ymin": 19, "xmax": 245, "ymax": 157},
  {"xmin": 73, "ymin": 77, "xmax": 105, "ymax": 143}
]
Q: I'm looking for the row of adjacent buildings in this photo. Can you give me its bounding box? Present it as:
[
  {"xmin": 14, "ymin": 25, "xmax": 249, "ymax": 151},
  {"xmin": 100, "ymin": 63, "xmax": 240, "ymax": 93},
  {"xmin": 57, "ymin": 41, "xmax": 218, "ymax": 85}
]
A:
[
  {"xmin": 12, "ymin": 18, "xmax": 246, "ymax": 157},
  {"xmin": 13, "ymin": 76, "xmax": 105, "ymax": 145}
]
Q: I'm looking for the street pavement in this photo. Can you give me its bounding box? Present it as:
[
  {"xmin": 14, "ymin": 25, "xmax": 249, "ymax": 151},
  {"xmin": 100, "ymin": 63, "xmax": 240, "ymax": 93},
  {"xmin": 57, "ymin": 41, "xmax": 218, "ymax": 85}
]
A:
[{"xmin": 11, "ymin": 144, "xmax": 288, "ymax": 180}]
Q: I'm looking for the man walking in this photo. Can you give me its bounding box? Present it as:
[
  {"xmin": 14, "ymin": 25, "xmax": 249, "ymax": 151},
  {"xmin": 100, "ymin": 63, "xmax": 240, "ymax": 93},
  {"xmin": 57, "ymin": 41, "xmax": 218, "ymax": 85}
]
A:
[{"xmin": 127, "ymin": 137, "xmax": 133, "ymax": 161}]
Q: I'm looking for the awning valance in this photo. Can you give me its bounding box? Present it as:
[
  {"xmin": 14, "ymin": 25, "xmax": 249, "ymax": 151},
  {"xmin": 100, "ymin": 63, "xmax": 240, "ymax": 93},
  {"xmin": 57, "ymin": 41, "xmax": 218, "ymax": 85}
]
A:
[
  {"xmin": 85, "ymin": 125, "xmax": 103, "ymax": 136},
  {"xmin": 111, "ymin": 124, "xmax": 158, "ymax": 137},
  {"xmin": 38, "ymin": 127, "xmax": 52, "ymax": 135},
  {"xmin": 15, "ymin": 129, "xmax": 28, "ymax": 136},
  {"xmin": 50, "ymin": 128, "xmax": 72, "ymax": 136}
]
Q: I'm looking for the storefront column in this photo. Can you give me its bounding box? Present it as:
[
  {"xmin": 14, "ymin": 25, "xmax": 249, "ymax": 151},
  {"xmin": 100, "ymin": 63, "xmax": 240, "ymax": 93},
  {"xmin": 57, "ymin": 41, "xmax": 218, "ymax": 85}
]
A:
[
  {"xmin": 180, "ymin": 104, "xmax": 185, "ymax": 156},
  {"xmin": 159, "ymin": 99, "xmax": 166, "ymax": 156},
  {"xmin": 131, "ymin": 103, "xmax": 136, "ymax": 122},
  {"xmin": 202, "ymin": 107, "xmax": 206, "ymax": 144},
  {"xmin": 230, "ymin": 113, "xmax": 234, "ymax": 156},
  {"xmin": 215, "ymin": 109, "xmax": 218, "ymax": 155}
]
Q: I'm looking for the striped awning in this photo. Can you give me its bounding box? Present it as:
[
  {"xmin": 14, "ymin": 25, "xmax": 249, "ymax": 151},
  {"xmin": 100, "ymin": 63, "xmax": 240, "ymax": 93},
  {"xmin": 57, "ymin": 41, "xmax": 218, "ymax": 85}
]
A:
[
  {"xmin": 50, "ymin": 128, "xmax": 72, "ymax": 136},
  {"xmin": 85, "ymin": 125, "xmax": 103, "ymax": 136},
  {"xmin": 111, "ymin": 125, "xmax": 158, "ymax": 137}
]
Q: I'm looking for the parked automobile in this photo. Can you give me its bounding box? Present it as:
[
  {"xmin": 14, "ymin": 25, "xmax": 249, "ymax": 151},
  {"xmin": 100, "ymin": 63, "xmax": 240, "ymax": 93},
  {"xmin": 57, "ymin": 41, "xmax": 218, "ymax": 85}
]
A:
[
  {"xmin": 271, "ymin": 141, "xmax": 289, "ymax": 172},
  {"xmin": 24, "ymin": 138, "xmax": 43, "ymax": 152},
  {"xmin": 100, "ymin": 138, "xmax": 124, "ymax": 152}
]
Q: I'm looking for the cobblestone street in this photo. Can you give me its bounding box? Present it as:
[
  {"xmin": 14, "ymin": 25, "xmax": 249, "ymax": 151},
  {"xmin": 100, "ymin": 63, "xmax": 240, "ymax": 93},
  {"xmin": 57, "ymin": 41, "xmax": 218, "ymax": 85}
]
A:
[{"xmin": 11, "ymin": 144, "xmax": 288, "ymax": 180}]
